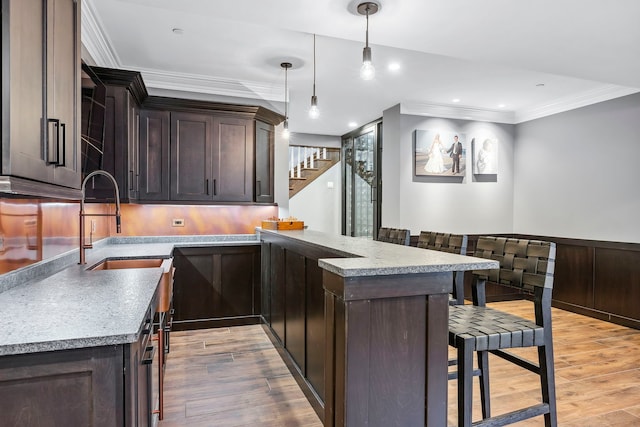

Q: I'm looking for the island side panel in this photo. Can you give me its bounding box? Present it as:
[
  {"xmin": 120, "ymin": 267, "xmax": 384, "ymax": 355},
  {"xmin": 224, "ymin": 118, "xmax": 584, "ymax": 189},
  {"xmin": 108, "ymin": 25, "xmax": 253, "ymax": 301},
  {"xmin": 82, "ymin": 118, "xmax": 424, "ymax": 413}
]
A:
[{"xmin": 323, "ymin": 270, "xmax": 450, "ymax": 427}]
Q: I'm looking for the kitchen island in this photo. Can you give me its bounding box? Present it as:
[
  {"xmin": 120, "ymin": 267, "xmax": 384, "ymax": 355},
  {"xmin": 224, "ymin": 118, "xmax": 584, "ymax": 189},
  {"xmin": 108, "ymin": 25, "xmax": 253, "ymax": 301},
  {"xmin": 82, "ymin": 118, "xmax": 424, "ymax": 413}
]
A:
[{"xmin": 259, "ymin": 229, "xmax": 499, "ymax": 427}]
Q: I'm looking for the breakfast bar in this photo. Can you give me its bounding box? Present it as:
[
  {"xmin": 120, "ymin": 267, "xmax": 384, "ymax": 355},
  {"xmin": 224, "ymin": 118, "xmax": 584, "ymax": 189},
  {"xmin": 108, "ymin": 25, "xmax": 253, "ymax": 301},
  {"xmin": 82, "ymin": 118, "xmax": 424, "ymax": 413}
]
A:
[{"xmin": 259, "ymin": 229, "xmax": 498, "ymax": 427}]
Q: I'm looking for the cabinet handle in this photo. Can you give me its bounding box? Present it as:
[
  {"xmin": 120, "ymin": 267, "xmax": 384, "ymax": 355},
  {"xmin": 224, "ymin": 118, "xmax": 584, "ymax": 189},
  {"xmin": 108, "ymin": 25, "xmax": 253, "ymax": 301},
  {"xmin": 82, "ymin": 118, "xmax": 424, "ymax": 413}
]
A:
[
  {"xmin": 206, "ymin": 179, "xmax": 209, "ymax": 195},
  {"xmin": 129, "ymin": 171, "xmax": 134, "ymax": 191},
  {"xmin": 58, "ymin": 122, "xmax": 66, "ymax": 167},
  {"xmin": 256, "ymin": 180, "xmax": 262, "ymax": 196},
  {"xmin": 46, "ymin": 118, "xmax": 60, "ymax": 166},
  {"xmin": 213, "ymin": 179, "xmax": 217, "ymax": 196}
]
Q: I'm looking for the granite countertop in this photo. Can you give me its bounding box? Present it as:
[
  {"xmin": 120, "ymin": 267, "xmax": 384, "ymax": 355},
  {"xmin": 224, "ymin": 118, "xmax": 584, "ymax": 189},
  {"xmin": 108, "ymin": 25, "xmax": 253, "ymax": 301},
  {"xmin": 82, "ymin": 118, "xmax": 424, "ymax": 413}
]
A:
[
  {"xmin": 258, "ymin": 229, "xmax": 499, "ymax": 277},
  {"xmin": 0, "ymin": 234, "xmax": 258, "ymax": 357}
]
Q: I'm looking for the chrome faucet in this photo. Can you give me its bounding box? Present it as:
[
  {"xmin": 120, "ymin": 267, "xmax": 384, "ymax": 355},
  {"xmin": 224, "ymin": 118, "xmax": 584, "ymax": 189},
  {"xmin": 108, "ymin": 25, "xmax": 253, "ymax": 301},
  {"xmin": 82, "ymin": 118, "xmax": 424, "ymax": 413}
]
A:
[{"xmin": 79, "ymin": 170, "xmax": 121, "ymax": 264}]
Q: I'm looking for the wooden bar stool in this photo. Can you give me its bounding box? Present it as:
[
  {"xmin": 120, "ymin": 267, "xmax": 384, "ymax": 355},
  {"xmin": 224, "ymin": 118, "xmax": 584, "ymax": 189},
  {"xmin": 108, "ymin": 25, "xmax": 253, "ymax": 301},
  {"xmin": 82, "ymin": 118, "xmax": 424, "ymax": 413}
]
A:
[{"xmin": 448, "ymin": 237, "xmax": 558, "ymax": 427}]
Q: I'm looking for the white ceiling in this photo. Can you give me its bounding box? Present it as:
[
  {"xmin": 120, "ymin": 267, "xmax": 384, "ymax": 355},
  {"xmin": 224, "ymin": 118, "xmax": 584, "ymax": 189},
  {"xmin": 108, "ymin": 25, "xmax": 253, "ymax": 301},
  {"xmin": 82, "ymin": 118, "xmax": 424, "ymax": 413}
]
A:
[{"xmin": 83, "ymin": 0, "xmax": 640, "ymax": 136}]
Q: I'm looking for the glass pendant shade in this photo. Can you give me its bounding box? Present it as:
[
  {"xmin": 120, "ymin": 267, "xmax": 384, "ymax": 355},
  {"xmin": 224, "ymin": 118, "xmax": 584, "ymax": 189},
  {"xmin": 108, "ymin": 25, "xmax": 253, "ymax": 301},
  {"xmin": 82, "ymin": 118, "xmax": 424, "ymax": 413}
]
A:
[
  {"xmin": 309, "ymin": 95, "xmax": 319, "ymax": 119},
  {"xmin": 360, "ymin": 46, "xmax": 375, "ymax": 80}
]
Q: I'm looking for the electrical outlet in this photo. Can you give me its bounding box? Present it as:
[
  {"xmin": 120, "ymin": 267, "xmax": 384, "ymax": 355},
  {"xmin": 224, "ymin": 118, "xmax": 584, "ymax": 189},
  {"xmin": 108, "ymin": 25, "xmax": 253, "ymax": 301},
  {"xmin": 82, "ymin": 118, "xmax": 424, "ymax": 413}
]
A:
[
  {"xmin": 172, "ymin": 218, "xmax": 185, "ymax": 227},
  {"xmin": 91, "ymin": 220, "xmax": 96, "ymax": 233}
]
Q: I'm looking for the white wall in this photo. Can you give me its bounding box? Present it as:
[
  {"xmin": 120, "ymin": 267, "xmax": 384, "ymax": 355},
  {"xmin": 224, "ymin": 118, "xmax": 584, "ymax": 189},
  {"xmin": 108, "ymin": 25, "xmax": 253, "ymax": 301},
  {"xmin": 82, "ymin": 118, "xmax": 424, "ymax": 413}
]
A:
[
  {"xmin": 382, "ymin": 107, "xmax": 516, "ymax": 236},
  {"xmin": 514, "ymin": 92, "xmax": 640, "ymax": 243},
  {"xmin": 382, "ymin": 104, "xmax": 402, "ymax": 226},
  {"xmin": 289, "ymin": 162, "xmax": 342, "ymax": 235},
  {"xmin": 274, "ymin": 123, "xmax": 291, "ymax": 218},
  {"xmin": 283, "ymin": 133, "xmax": 342, "ymax": 234}
]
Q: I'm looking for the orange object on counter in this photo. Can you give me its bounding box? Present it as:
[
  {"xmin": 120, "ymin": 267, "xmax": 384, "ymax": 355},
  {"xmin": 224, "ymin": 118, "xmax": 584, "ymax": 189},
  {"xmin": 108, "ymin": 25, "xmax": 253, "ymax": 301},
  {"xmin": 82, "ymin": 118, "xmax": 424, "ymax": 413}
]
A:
[{"xmin": 261, "ymin": 219, "xmax": 304, "ymax": 230}]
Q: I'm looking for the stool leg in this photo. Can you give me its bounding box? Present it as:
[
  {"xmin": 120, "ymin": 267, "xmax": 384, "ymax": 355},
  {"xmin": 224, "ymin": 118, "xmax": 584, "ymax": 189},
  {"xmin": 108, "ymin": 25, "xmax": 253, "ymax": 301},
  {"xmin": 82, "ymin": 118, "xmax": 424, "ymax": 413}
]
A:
[
  {"xmin": 477, "ymin": 350, "xmax": 491, "ymax": 419},
  {"xmin": 457, "ymin": 343, "xmax": 474, "ymax": 427},
  {"xmin": 539, "ymin": 345, "xmax": 558, "ymax": 427}
]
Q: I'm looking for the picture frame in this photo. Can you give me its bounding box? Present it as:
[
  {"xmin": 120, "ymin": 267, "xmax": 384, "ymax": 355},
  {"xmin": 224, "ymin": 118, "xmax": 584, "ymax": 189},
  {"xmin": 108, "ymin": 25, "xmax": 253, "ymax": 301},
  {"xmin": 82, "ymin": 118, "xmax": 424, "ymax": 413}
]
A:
[
  {"xmin": 414, "ymin": 129, "xmax": 466, "ymax": 177},
  {"xmin": 472, "ymin": 136, "xmax": 498, "ymax": 175}
]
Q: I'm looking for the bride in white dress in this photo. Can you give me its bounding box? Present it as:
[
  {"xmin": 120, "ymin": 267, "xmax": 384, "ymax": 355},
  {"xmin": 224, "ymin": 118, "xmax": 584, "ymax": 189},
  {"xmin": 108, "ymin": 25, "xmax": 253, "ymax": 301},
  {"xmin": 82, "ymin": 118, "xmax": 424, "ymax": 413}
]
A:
[{"xmin": 424, "ymin": 134, "xmax": 445, "ymax": 173}]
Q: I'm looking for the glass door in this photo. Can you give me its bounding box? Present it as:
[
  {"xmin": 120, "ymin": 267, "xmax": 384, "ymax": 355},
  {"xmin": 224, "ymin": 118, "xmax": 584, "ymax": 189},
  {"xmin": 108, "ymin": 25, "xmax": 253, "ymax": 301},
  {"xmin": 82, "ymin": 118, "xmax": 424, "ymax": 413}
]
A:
[{"xmin": 342, "ymin": 121, "xmax": 381, "ymax": 239}]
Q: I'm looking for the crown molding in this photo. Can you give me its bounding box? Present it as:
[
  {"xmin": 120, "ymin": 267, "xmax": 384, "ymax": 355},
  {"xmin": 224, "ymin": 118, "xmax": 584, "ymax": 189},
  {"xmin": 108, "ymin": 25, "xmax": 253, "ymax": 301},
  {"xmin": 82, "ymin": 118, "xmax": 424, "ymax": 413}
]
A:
[
  {"xmin": 400, "ymin": 102, "xmax": 516, "ymax": 124},
  {"xmin": 514, "ymin": 85, "xmax": 640, "ymax": 123},
  {"xmin": 130, "ymin": 67, "xmax": 284, "ymax": 103},
  {"xmin": 81, "ymin": 0, "xmax": 121, "ymax": 68}
]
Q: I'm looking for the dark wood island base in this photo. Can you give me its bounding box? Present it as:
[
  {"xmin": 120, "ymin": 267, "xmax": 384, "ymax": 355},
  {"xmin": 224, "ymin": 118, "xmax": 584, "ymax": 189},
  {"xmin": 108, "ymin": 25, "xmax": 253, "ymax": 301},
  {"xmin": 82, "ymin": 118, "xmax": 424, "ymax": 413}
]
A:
[{"xmin": 259, "ymin": 229, "xmax": 498, "ymax": 427}]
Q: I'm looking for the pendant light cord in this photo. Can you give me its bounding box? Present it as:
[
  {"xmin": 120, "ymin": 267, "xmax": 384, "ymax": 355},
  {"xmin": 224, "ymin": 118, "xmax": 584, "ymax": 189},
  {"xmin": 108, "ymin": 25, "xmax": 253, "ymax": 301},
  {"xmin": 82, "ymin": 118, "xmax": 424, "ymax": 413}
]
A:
[
  {"xmin": 365, "ymin": 7, "xmax": 370, "ymax": 48},
  {"xmin": 313, "ymin": 34, "xmax": 316, "ymax": 96}
]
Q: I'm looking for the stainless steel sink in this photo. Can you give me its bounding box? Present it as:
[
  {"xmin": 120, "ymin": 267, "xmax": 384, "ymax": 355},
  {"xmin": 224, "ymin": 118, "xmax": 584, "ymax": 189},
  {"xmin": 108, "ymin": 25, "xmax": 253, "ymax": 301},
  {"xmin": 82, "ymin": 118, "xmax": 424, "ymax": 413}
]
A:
[{"xmin": 90, "ymin": 257, "xmax": 174, "ymax": 313}]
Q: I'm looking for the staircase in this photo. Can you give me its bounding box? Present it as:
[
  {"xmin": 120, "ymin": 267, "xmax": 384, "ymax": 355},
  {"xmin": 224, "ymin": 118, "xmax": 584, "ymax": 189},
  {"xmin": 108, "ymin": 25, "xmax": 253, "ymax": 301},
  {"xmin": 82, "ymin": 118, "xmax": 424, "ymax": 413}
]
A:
[{"xmin": 289, "ymin": 146, "xmax": 341, "ymax": 198}]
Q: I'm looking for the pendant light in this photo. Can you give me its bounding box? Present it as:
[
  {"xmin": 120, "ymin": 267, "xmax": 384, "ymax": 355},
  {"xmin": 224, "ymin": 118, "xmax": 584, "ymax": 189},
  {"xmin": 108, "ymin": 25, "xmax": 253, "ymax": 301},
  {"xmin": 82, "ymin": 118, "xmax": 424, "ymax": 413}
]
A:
[
  {"xmin": 309, "ymin": 34, "xmax": 320, "ymax": 119},
  {"xmin": 357, "ymin": 2, "xmax": 379, "ymax": 81},
  {"xmin": 281, "ymin": 62, "xmax": 292, "ymax": 139}
]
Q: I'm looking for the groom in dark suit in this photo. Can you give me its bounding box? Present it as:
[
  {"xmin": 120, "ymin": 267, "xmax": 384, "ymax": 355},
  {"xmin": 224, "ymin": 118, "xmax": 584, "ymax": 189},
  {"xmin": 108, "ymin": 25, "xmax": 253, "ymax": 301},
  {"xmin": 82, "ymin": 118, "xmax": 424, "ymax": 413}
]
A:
[{"xmin": 447, "ymin": 135, "xmax": 463, "ymax": 174}]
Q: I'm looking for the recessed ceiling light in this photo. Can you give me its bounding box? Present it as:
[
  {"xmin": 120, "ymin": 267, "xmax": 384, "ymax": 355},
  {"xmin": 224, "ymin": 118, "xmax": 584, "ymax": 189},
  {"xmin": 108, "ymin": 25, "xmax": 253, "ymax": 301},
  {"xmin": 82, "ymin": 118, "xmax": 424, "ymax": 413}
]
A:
[
  {"xmin": 388, "ymin": 62, "xmax": 401, "ymax": 71},
  {"xmin": 348, "ymin": 122, "xmax": 358, "ymax": 128},
  {"xmin": 452, "ymin": 98, "xmax": 460, "ymax": 103},
  {"xmin": 498, "ymin": 104, "xmax": 506, "ymax": 108},
  {"xmin": 172, "ymin": 28, "xmax": 184, "ymax": 35}
]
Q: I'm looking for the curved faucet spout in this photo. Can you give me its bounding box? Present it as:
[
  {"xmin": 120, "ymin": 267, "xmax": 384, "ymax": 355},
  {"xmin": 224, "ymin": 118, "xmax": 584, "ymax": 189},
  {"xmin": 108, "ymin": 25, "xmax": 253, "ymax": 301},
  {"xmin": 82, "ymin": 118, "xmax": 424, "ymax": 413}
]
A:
[{"xmin": 79, "ymin": 170, "xmax": 122, "ymax": 264}]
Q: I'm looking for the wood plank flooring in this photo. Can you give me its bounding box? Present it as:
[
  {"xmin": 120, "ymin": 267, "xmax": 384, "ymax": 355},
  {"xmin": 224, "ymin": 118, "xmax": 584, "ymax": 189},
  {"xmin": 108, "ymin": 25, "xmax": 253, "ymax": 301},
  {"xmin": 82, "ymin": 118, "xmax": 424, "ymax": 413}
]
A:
[{"xmin": 160, "ymin": 301, "xmax": 640, "ymax": 426}]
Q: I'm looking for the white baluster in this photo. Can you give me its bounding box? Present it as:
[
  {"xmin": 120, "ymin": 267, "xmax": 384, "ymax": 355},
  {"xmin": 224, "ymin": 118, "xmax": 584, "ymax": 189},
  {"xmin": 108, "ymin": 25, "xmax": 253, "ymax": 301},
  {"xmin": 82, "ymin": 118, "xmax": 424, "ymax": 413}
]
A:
[
  {"xmin": 304, "ymin": 147, "xmax": 308, "ymax": 168},
  {"xmin": 290, "ymin": 149, "xmax": 294, "ymax": 178},
  {"xmin": 310, "ymin": 147, "xmax": 315, "ymax": 168},
  {"xmin": 323, "ymin": 147, "xmax": 327, "ymax": 159}
]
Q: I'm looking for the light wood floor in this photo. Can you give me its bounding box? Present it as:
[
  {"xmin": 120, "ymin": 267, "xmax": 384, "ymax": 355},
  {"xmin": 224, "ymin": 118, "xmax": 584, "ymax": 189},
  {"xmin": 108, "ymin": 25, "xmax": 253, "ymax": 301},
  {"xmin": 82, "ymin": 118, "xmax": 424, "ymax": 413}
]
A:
[{"xmin": 159, "ymin": 301, "xmax": 640, "ymax": 426}]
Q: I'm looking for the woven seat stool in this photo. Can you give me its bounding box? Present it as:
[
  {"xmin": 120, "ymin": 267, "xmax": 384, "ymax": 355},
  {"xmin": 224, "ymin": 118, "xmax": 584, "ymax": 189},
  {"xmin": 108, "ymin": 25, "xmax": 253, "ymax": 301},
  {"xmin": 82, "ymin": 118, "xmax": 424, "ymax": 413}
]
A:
[
  {"xmin": 448, "ymin": 236, "xmax": 557, "ymax": 427},
  {"xmin": 417, "ymin": 231, "xmax": 468, "ymax": 305}
]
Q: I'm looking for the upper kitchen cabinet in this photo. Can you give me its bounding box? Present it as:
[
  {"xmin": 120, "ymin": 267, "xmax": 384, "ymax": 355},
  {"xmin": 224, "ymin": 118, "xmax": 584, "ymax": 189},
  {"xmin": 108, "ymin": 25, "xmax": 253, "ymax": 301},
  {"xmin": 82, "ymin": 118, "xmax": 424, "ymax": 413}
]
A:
[
  {"xmin": 140, "ymin": 96, "xmax": 283, "ymax": 204},
  {"xmin": 0, "ymin": 0, "xmax": 82, "ymax": 198},
  {"xmin": 255, "ymin": 120, "xmax": 275, "ymax": 203},
  {"xmin": 212, "ymin": 115, "xmax": 254, "ymax": 202},
  {"xmin": 139, "ymin": 109, "xmax": 170, "ymax": 201},
  {"xmin": 81, "ymin": 66, "xmax": 147, "ymax": 202},
  {"xmin": 169, "ymin": 112, "xmax": 253, "ymax": 202},
  {"xmin": 170, "ymin": 112, "xmax": 213, "ymax": 201}
]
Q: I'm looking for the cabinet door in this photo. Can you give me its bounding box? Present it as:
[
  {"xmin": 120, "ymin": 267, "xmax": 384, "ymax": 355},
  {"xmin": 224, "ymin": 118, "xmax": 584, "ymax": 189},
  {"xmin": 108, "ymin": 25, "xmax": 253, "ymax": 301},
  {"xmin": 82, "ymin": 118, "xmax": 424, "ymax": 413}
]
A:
[
  {"xmin": 128, "ymin": 94, "xmax": 140, "ymax": 200},
  {"xmin": 4, "ymin": 0, "xmax": 51, "ymax": 183},
  {"xmin": 172, "ymin": 246, "xmax": 260, "ymax": 330},
  {"xmin": 170, "ymin": 112, "xmax": 213, "ymax": 201},
  {"xmin": 255, "ymin": 120, "xmax": 274, "ymax": 203},
  {"xmin": 212, "ymin": 116, "xmax": 254, "ymax": 202},
  {"xmin": 49, "ymin": 0, "xmax": 81, "ymax": 188},
  {"xmin": 139, "ymin": 110, "xmax": 170, "ymax": 200}
]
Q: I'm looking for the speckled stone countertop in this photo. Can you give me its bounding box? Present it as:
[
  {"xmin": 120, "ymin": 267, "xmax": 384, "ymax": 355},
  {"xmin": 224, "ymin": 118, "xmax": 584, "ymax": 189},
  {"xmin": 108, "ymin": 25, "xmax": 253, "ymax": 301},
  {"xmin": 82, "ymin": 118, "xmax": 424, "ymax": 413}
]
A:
[
  {"xmin": 258, "ymin": 229, "xmax": 498, "ymax": 277},
  {"xmin": 0, "ymin": 234, "xmax": 258, "ymax": 356}
]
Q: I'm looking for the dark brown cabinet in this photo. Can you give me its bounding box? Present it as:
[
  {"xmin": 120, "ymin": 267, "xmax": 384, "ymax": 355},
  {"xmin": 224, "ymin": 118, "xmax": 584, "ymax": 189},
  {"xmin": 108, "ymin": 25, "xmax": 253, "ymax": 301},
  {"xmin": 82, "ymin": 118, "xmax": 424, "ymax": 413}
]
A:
[
  {"xmin": 79, "ymin": 77, "xmax": 282, "ymax": 203},
  {"xmin": 212, "ymin": 116, "xmax": 254, "ymax": 202},
  {"xmin": 170, "ymin": 112, "xmax": 213, "ymax": 201},
  {"xmin": 261, "ymin": 234, "xmax": 343, "ymax": 403},
  {"xmin": 255, "ymin": 120, "xmax": 275, "ymax": 203},
  {"xmin": 0, "ymin": 301, "xmax": 158, "ymax": 427},
  {"xmin": 169, "ymin": 113, "xmax": 254, "ymax": 202},
  {"xmin": 1, "ymin": 0, "xmax": 81, "ymax": 197},
  {"xmin": 172, "ymin": 245, "xmax": 260, "ymax": 330},
  {"xmin": 139, "ymin": 110, "xmax": 170, "ymax": 201},
  {"xmin": 82, "ymin": 67, "xmax": 146, "ymax": 202}
]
